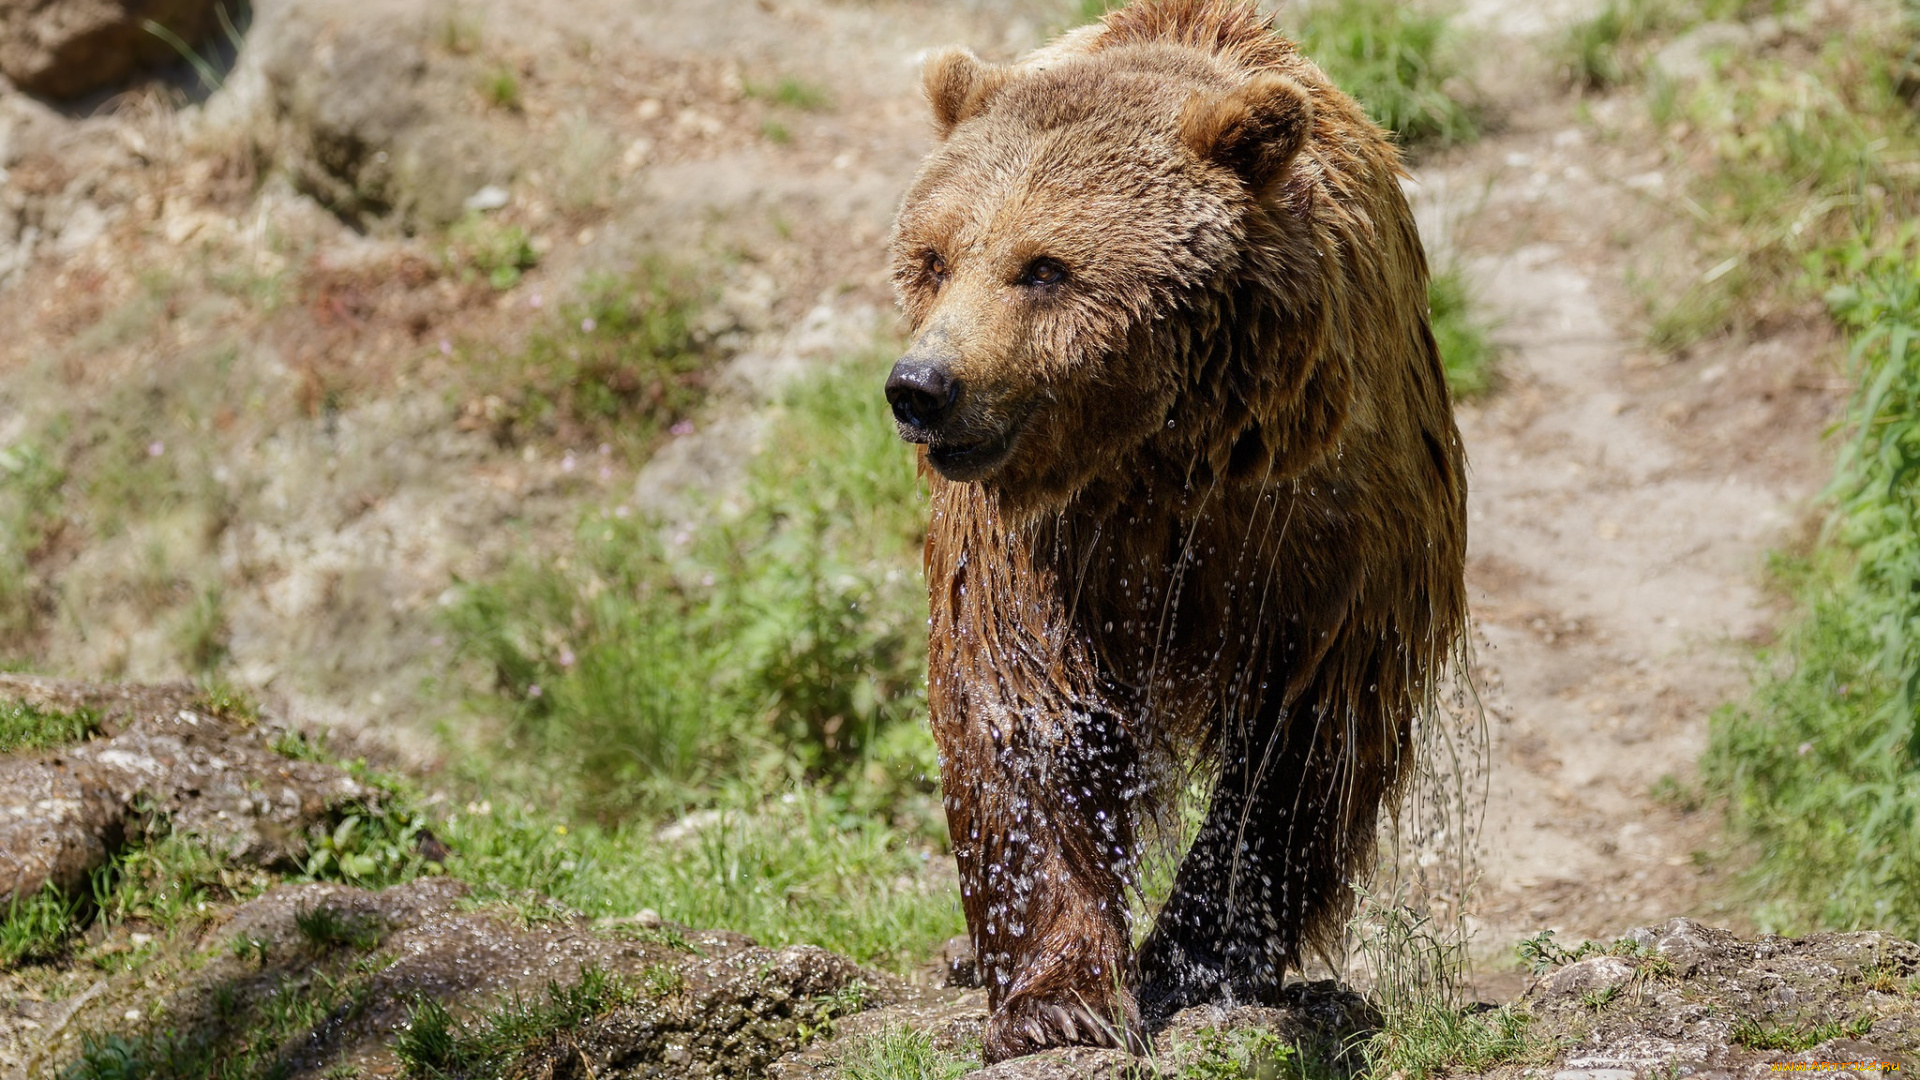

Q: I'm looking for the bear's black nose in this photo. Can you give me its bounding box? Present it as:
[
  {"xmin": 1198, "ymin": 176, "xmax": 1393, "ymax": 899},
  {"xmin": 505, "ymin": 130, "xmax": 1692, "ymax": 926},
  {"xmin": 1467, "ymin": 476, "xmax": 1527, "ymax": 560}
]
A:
[{"xmin": 886, "ymin": 358, "xmax": 958, "ymax": 433}]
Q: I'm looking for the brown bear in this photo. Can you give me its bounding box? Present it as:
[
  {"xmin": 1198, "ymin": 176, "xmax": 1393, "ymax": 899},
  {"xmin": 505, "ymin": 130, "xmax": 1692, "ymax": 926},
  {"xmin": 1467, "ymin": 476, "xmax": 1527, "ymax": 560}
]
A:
[{"xmin": 885, "ymin": 0, "xmax": 1468, "ymax": 1063}]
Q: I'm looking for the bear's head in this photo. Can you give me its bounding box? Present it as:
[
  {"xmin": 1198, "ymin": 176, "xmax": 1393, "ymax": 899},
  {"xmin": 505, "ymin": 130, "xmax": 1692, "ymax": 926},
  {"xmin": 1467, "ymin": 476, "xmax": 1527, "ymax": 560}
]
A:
[{"xmin": 887, "ymin": 37, "xmax": 1320, "ymax": 509}]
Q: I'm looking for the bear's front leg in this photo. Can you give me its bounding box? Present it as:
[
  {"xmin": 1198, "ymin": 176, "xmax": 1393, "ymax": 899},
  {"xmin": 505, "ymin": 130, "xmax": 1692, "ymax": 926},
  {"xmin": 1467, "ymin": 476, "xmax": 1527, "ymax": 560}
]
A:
[{"xmin": 933, "ymin": 698, "xmax": 1147, "ymax": 1063}]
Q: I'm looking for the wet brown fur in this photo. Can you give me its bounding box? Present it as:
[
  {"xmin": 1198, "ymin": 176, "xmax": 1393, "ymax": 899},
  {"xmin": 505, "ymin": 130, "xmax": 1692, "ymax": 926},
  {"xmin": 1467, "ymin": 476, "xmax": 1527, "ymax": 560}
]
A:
[{"xmin": 889, "ymin": 0, "xmax": 1467, "ymax": 1061}]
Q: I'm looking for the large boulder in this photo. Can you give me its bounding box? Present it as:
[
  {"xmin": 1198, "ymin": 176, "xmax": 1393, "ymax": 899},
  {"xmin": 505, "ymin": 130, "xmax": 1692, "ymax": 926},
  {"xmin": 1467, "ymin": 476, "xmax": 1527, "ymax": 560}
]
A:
[
  {"xmin": 0, "ymin": 677, "xmax": 368, "ymax": 907},
  {"xmin": 0, "ymin": 0, "xmax": 223, "ymax": 99},
  {"xmin": 261, "ymin": 8, "xmax": 514, "ymax": 232}
]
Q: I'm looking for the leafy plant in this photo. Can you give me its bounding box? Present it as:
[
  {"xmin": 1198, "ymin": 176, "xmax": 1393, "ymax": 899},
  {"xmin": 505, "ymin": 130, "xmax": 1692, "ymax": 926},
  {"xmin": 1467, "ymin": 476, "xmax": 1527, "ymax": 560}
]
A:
[
  {"xmin": 1177, "ymin": 1027, "xmax": 1301, "ymax": 1080},
  {"xmin": 302, "ymin": 797, "xmax": 444, "ymax": 888}
]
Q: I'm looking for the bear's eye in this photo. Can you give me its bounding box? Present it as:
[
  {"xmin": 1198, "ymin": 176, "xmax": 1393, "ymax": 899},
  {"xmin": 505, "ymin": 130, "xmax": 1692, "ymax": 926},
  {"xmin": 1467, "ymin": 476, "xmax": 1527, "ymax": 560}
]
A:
[
  {"xmin": 1020, "ymin": 258, "xmax": 1068, "ymax": 288},
  {"xmin": 923, "ymin": 251, "xmax": 950, "ymax": 286}
]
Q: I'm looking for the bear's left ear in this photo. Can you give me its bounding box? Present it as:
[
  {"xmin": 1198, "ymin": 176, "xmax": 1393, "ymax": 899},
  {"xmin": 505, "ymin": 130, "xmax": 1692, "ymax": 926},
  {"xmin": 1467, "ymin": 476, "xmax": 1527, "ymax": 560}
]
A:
[
  {"xmin": 923, "ymin": 47, "xmax": 1014, "ymax": 139},
  {"xmin": 1181, "ymin": 72, "xmax": 1315, "ymax": 192}
]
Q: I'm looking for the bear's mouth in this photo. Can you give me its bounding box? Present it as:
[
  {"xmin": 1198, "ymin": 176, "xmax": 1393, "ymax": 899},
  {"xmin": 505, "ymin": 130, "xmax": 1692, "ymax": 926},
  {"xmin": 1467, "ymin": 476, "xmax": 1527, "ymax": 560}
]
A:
[{"xmin": 926, "ymin": 426, "xmax": 1020, "ymax": 482}]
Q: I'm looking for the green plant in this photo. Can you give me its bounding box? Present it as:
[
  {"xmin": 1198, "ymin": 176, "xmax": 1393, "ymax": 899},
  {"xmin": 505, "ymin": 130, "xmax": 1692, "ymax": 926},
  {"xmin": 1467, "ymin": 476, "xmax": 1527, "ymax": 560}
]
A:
[
  {"xmin": 0, "ymin": 438, "xmax": 65, "ymax": 643},
  {"xmin": 483, "ymin": 67, "xmax": 522, "ymax": 111},
  {"xmin": 294, "ymin": 904, "xmax": 386, "ymax": 952},
  {"xmin": 1579, "ymin": 984, "xmax": 1621, "ymax": 1011},
  {"xmin": 0, "ymin": 882, "xmax": 80, "ymax": 966},
  {"xmin": 1516, "ymin": 929, "xmax": 1599, "ymax": 974},
  {"xmin": 838, "ymin": 1026, "xmax": 978, "ymax": 1080},
  {"xmin": 445, "ymin": 215, "xmax": 537, "ymax": 291},
  {"xmin": 0, "ymin": 700, "xmax": 100, "ymax": 753},
  {"xmin": 1295, "ymin": 0, "xmax": 1477, "ymax": 147},
  {"xmin": 1429, "ymin": 265, "xmax": 1496, "ymax": 399},
  {"xmin": 449, "ymin": 351, "xmax": 930, "ymax": 821},
  {"xmin": 747, "ymin": 76, "xmax": 833, "ymax": 111},
  {"xmin": 440, "ymin": 792, "xmax": 962, "ymax": 972},
  {"xmin": 1731, "ymin": 1014, "xmax": 1873, "ymax": 1051},
  {"xmin": 1861, "ymin": 964, "xmax": 1903, "ymax": 994},
  {"xmin": 1178, "ymin": 1027, "xmax": 1301, "ymax": 1080},
  {"xmin": 301, "ymin": 796, "xmax": 444, "ymax": 888},
  {"xmin": 393, "ymin": 966, "xmax": 634, "ymax": 1078},
  {"xmin": 1704, "ymin": 238, "xmax": 1920, "ymax": 936},
  {"xmin": 1642, "ymin": 16, "xmax": 1920, "ymax": 347},
  {"xmin": 63, "ymin": 972, "xmax": 368, "ymax": 1080},
  {"xmin": 1355, "ymin": 895, "xmax": 1548, "ymax": 1079},
  {"xmin": 473, "ymin": 264, "xmax": 712, "ymax": 451}
]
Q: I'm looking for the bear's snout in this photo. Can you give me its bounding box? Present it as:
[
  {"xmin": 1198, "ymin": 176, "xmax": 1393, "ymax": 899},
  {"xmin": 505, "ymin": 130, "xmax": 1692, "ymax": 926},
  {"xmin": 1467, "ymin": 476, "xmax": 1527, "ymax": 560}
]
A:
[{"xmin": 886, "ymin": 355, "xmax": 959, "ymax": 436}]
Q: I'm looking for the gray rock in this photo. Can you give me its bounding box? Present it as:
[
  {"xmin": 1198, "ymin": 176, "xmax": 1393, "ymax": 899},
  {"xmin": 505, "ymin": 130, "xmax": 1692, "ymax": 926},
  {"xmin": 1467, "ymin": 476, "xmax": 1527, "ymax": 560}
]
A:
[
  {"xmin": 261, "ymin": 10, "xmax": 513, "ymax": 231},
  {"xmin": 0, "ymin": 0, "xmax": 223, "ymax": 99},
  {"xmin": 0, "ymin": 677, "xmax": 366, "ymax": 907},
  {"xmin": 1537, "ymin": 955, "xmax": 1639, "ymax": 999}
]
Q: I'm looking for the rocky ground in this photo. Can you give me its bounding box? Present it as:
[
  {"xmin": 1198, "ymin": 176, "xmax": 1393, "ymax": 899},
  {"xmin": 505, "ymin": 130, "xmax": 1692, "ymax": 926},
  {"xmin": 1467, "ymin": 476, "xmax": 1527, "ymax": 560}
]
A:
[
  {"xmin": 0, "ymin": 0, "xmax": 1887, "ymax": 1075},
  {"xmin": 2, "ymin": 681, "xmax": 1917, "ymax": 1079}
]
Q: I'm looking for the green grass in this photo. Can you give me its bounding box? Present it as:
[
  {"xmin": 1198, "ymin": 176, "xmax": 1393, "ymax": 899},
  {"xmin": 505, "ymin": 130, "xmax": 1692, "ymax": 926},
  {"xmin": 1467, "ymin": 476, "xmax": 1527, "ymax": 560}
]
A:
[
  {"xmin": 1295, "ymin": 0, "xmax": 1477, "ymax": 147},
  {"xmin": 468, "ymin": 263, "xmax": 713, "ymax": 452},
  {"xmin": 63, "ymin": 971, "xmax": 370, "ymax": 1080},
  {"xmin": 837, "ymin": 1027, "xmax": 978, "ymax": 1080},
  {"xmin": 1353, "ymin": 897, "xmax": 1551, "ymax": 1079},
  {"xmin": 439, "ymin": 789, "xmax": 962, "ymax": 972},
  {"xmin": 393, "ymin": 966, "xmax": 633, "ymax": 1079},
  {"xmin": 1, "ymin": 882, "xmax": 81, "ymax": 966},
  {"xmin": 483, "ymin": 67, "xmax": 522, "ymax": 111},
  {"xmin": 448, "ymin": 351, "xmax": 930, "ymax": 823},
  {"xmin": 1637, "ymin": 5, "xmax": 1920, "ymax": 347},
  {"xmin": 293, "ymin": 904, "xmax": 386, "ymax": 952},
  {"xmin": 747, "ymin": 76, "xmax": 833, "ymax": 111},
  {"xmin": 1730, "ymin": 1014, "xmax": 1873, "ymax": 1051},
  {"xmin": 1176, "ymin": 1026, "xmax": 1307, "ymax": 1080},
  {"xmin": 1703, "ymin": 238, "xmax": 1920, "ymax": 936},
  {"xmin": 1555, "ymin": 0, "xmax": 1754, "ymax": 90},
  {"xmin": 444, "ymin": 215, "xmax": 537, "ymax": 291},
  {"xmin": 1430, "ymin": 265, "xmax": 1497, "ymax": 399},
  {"xmin": 0, "ymin": 438, "xmax": 65, "ymax": 646},
  {"xmin": 0, "ymin": 700, "xmax": 101, "ymax": 753}
]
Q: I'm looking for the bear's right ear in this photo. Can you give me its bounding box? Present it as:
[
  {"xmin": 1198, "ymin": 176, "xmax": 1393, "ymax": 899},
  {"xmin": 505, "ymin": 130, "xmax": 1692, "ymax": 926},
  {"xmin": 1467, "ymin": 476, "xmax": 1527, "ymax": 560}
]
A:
[
  {"xmin": 923, "ymin": 48, "xmax": 1012, "ymax": 139},
  {"xmin": 1181, "ymin": 72, "xmax": 1315, "ymax": 192}
]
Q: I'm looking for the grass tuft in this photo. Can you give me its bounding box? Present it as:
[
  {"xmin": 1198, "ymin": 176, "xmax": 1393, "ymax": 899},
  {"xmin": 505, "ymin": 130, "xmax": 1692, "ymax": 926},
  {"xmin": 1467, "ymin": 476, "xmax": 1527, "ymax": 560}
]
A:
[
  {"xmin": 392, "ymin": 966, "xmax": 634, "ymax": 1078},
  {"xmin": 1731, "ymin": 1014, "xmax": 1873, "ymax": 1051},
  {"xmin": 1295, "ymin": 0, "xmax": 1477, "ymax": 148},
  {"xmin": 439, "ymin": 792, "xmax": 962, "ymax": 972},
  {"xmin": 0, "ymin": 882, "xmax": 80, "ymax": 966},
  {"xmin": 470, "ymin": 263, "xmax": 713, "ymax": 452},
  {"xmin": 837, "ymin": 1027, "xmax": 978, "ymax": 1080},
  {"xmin": 1430, "ymin": 265, "xmax": 1497, "ymax": 399},
  {"xmin": 0, "ymin": 700, "xmax": 101, "ymax": 753},
  {"xmin": 293, "ymin": 904, "xmax": 386, "ymax": 952}
]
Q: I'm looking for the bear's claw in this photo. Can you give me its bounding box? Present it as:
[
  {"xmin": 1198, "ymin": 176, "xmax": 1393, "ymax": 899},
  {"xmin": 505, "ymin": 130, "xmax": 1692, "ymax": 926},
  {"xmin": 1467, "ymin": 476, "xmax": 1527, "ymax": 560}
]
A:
[{"xmin": 984, "ymin": 997, "xmax": 1151, "ymax": 1063}]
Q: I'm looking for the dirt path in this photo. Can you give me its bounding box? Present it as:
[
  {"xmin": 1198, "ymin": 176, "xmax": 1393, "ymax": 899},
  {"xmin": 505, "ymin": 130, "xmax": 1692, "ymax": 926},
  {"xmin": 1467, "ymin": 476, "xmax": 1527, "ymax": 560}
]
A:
[{"xmin": 1408, "ymin": 9, "xmax": 1844, "ymax": 978}]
